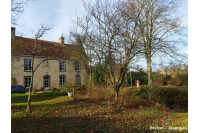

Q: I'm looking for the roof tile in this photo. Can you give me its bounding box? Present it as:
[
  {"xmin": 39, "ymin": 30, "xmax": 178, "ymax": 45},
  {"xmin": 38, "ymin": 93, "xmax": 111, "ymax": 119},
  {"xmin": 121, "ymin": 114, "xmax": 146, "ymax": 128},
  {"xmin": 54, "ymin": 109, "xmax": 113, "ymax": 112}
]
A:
[{"xmin": 11, "ymin": 36, "xmax": 77, "ymax": 59}]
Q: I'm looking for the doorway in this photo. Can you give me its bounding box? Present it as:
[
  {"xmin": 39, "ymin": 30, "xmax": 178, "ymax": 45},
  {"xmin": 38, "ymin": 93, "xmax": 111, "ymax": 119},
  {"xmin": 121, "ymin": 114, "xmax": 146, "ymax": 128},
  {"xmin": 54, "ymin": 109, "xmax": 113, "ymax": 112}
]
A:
[{"xmin": 44, "ymin": 75, "xmax": 50, "ymax": 91}]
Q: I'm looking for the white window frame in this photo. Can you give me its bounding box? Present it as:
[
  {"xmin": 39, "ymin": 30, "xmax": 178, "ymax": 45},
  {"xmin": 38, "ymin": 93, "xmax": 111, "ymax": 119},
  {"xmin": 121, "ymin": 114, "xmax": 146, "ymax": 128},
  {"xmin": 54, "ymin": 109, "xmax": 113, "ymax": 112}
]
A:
[
  {"xmin": 24, "ymin": 76, "xmax": 31, "ymax": 89},
  {"xmin": 59, "ymin": 61, "xmax": 65, "ymax": 71},
  {"xmin": 24, "ymin": 59, "xmax": 31, "ymax": 72},
  {"xmin": 59, "ymin": 75, "xmax": 66, "ymax": 86},
  {"xmin": 75, "ymin": 61, "xmax": 80, "ymax": 71}
]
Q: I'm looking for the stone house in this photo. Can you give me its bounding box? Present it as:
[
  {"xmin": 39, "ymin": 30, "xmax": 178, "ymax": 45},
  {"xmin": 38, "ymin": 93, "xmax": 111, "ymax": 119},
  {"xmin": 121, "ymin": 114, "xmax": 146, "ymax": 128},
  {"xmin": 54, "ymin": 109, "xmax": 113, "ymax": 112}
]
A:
[{"xmin": 11, "ymin": 27, "xmax": 87, "ymax": 91}]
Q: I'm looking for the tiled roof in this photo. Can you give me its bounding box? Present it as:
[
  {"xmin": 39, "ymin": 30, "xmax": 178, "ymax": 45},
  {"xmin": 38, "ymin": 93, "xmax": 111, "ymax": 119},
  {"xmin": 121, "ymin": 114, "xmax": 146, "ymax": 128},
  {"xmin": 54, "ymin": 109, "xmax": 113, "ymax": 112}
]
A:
[{"xmin": 11, "ymin": 36, "xmax": 77, "ymax": 59}]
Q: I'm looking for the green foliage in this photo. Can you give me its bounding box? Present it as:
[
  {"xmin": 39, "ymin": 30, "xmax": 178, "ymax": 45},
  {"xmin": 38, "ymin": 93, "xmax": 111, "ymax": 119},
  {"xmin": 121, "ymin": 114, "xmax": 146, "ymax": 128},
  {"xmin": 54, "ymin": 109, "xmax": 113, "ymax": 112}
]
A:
[
  {"xmin": 152, "ymin": 72, "xmax": 188, "ymax": 86},
  {"xmin": 152, "ymin": 73, "xmax": 171, "ymax": 83},
  {"xmin": 163, "ymin": 74, "xmax": 172, "ymax": 81},
  {"xmin": 11, "ymin": 77, "xmax": 17, "ymax": 85},
  {"xmin": 60, "ymin": 80, "xmax": 77, "ymax": 92},
  {"xmin": 76, "ymin": 84, "xmax": 87, "ymax": 95},
  {"xmin": 127, "ymin": 70, "xmax": 148, "ymax": 85},
  {"xmin": 135, "ymin": 86, "xmax": 188, "ymax": 110},
  {"xmin": 80, "ymin": 84, "xmax": 87, "ymax": 89},
  {"xmin": 176, "ymin": 74, "xmax": 188, "ymax": 86},
  {"xmin": 92, "ymin": 65, "xmax": 105, "ymax": 86},
  {"xmin": 152, "ymin": 72, "xmax": 163, "ymax": 81},
  {"xmin": 36, "ymin": 91, "xmax": 68, "ymax": 96},
  {"xmin": 167, "ymin": 74, "xmax": 188, "ymax": 86},
  {"xmin": 50, "ymin": 87, "xmax": 58, "ymax": 91},
  {"xmin": 32, "ymin": 89, "xmax": 37, "ymax": 93}
]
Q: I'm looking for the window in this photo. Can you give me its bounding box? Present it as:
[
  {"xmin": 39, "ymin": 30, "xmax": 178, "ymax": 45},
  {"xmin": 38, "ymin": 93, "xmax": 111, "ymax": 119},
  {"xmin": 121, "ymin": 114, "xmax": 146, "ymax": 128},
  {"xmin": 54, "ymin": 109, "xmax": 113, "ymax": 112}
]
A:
[
  {"xmin": 59, "ymin": 75, "xmax": 66, "ymax": 86},
  {"xmin": 24, "ymin": 59, "xmax": 31, "ymax": 71},
  {"xmin": 75, "ymin": 75, "xmax": 81, "ymax": 86},
  {"xmin": 75, "ymin": 61, "xmax": 80, "ymax": 71},
  {"xmin": 59, "ymin": 61, "xmax": 65, "ymax": 71},
  {"xmin": 24, "ymin": 76, "xmax": 31, "ymax": 89}
]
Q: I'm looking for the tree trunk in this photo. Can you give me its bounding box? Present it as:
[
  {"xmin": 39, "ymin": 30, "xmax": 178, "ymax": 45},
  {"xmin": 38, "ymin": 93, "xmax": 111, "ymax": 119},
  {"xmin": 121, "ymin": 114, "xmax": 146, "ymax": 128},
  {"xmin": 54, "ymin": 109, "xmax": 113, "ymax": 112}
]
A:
[
  {"xmin": 147, "ymin": 58, "xmax": 153, "ymax": 85},
  {"xmin": 27, "ymin": 73, "xmax": 33, "ymax": 113},
  {"xmin": 26, "ymin": 90, "xmax": 31, "ymax": 113},
  {"xmin": 27, "ymin": 55, "xmax": 34, "ymax": 113},
  {"xmin": 89, "ymin": 67, "xmax": 92, "ymax": 98},
  {"xmin": 114, "ymin": 86, "xmax": 119, "ymax": 101}
]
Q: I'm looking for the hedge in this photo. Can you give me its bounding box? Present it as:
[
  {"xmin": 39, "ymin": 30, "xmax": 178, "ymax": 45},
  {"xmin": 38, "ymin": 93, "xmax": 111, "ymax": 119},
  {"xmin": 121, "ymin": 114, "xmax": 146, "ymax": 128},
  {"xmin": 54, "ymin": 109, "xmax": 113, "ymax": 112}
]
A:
[{"xmin": 134, "ymin": 85, "xmax": 188, "ymax": 110}]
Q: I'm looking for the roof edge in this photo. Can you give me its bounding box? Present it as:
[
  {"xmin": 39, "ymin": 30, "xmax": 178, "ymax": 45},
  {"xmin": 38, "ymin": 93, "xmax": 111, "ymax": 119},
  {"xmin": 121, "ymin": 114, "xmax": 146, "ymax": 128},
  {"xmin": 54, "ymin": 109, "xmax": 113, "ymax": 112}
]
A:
[{"xmin": 11, "ymin": 54, "xmax": 69, "ymax": 60}]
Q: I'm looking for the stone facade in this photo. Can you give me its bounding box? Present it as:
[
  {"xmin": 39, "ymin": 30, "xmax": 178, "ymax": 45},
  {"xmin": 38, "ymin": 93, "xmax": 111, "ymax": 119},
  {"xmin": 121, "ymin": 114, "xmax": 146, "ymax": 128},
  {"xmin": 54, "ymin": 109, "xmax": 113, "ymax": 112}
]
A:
[{"xmin": 11, "ymin": 27, "xmax": 87, "ymax": 91}]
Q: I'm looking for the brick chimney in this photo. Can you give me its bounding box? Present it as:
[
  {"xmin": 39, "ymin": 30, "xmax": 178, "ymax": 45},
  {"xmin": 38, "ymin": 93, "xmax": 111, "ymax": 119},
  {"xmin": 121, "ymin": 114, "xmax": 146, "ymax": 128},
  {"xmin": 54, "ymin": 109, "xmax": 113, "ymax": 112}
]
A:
[
  {"xmin": 11, "ymin": 27, "xmax": 15, "ymax": 39},
  {"xmin": 59, "ymin": 34, "xmax": 64, "ymax": 45}
]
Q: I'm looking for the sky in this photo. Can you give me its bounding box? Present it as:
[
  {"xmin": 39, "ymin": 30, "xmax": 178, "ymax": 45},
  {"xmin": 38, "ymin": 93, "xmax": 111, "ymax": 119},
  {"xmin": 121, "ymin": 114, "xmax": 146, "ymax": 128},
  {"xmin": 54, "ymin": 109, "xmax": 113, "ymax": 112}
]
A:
[
  {"xmin": 12, "ymin": 0, "xmax": 188, "ymax": 44},
  {"xmin": 12, "ymin": 0, "xmax": 87, "ymax": 43},
  {"xmin": 11, "ymin": 0, "xmax": 189, "ymax": 70}
]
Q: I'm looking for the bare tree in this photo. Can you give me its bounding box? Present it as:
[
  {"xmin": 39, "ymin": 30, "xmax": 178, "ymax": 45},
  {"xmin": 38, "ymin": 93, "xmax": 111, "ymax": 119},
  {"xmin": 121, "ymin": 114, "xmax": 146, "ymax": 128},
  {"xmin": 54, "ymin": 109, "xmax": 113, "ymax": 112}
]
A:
[
  {"xmin": 12, "ymin": 24, "xmax": 58, "ymax": 113},
  {"xmin": 11, "ymin": 0, "xmax": 29, "ymax": 25},
  {"xmin": 123, "ymin": 0, "xmax": 187, "ymax": 85},
  {"xmin": 70, "ymin": 0, "xmax": 141, "ymax": 101}
]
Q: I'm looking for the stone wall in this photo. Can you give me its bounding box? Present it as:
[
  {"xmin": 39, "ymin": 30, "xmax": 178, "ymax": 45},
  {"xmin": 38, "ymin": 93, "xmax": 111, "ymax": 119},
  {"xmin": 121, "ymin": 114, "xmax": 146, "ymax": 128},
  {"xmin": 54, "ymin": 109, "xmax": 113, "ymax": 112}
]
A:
[{"xmin": 11, "ymin": 55, "xmax": 87, "ymax": 90}]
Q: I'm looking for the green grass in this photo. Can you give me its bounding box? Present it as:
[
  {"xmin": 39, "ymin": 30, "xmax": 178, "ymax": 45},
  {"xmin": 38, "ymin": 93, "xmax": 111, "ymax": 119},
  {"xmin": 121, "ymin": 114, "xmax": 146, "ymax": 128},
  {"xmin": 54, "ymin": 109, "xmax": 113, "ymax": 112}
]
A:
[{"xmin": 11, "ymin": 92, "xmax": 188, "ymax": 132}]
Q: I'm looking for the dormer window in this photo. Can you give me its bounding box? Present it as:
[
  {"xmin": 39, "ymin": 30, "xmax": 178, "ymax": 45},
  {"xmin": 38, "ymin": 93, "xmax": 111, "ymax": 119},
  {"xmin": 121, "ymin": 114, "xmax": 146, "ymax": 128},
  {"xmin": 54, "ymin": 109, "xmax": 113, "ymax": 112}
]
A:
[
  {"xmin": 59, "ymin": 61, "xmax": 65, "ymax": 72},
  {"xmin": 75, "ymin": 61, "xmax": 80, "ymax": 71}
]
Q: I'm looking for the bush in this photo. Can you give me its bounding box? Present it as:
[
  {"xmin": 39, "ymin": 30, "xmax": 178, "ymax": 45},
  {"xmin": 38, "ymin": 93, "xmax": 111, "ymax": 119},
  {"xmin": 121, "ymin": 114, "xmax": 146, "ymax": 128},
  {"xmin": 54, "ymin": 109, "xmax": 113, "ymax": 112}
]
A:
[
  {"xmin": 11, "ymin": 77, "xmax": 17, "ymax": 85},
  {"xmin": 50, "ymin": 87, "xmax": 57, "ymax": 91},
  {"xmin": 60, "ymin": 80, "xmax": 77, "ymax": 92},
  {"xmin": 165, "ymin": 74, "xmax": 188, "ymax": 86},
  {"xmin": 152, "ymin": 73, "xmax": 172, "ymax": 85},
  {"xmin": 76, "ymin": 84, "xmax": 87, "ymax": 95},
  {"xmin": 134, "ymin": 86, "xmax": 188, "ymax": 110},
  {"xmin": 36, "ymin": 91, "xmax": 68, "ymax": 96},
  {"xmin": 177, "ymin": 74, "xmax": 188, "ymax": 86},
  {"xmin": 127, "ymin": 70, "xmax": 148, "ymax": 85},
  {"xmin": 92, "ymin": 66, "xmax": 105, "ymax": 86}
]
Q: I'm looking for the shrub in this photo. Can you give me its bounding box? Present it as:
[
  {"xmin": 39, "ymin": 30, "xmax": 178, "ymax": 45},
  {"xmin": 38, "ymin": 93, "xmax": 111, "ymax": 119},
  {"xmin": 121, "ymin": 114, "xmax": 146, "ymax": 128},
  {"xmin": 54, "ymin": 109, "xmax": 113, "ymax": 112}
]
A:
[
  {"xmin": 32, "ymin": 89, "xmax": 37, "ymax": 93},
  {"xmin": 167, "ymin": 74, "xmax": 188, "ymax": 86},
  {"xmin": 76, "ymin": 84, "xmax": 88, "ymax": 95},
  {"xmin": 152, "ymin": 73, "xmax": 172, "ymax": 85},
  {"xmin": 127, "ymin": 70, "xmax": 148, "ymax": 85},
  {"xmin": 11, "ymin": 77, "xmax": 17, "ymax": 85},
  {"xmin": 177, "ymin": 74, "xmax": 188, "ymax": 86},
  {"xmin": 61, "ymin": 80, "xmax": 77, "ymax": 92},
  {"xmin": 92, "ymin": 66, "xmax": 105, "ymax": 86},
  {"xmin": 36, "ymin": 91, "xmax": 68, "ymax": 96},
  {"xmin": 134, "ymin": 86, "xmax": 188, "ymax": 110},
  {"xmin": 89, "ymin": 87, "xmax": 110, "ymax": 100},
  {"xmin": 50, "ymin": 86, "xmax": 57, "ymax": 91}
]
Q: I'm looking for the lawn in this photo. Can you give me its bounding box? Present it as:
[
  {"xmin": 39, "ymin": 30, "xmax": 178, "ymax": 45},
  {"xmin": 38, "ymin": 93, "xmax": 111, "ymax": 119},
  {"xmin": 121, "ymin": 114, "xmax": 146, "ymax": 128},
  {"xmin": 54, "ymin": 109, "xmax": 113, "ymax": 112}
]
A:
[{"xmin": 11, "ymin": 91, "xmax": 188, "ymax": 132}]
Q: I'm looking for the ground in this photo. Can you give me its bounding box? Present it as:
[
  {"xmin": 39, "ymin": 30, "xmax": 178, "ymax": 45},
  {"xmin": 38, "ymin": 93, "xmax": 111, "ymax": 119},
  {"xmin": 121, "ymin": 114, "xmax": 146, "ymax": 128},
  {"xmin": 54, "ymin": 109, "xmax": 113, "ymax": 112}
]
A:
[{"xmin": 11, "ymin": 90, "xmax": 188, "ymax": 132}]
